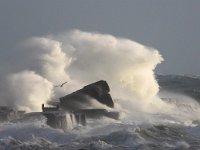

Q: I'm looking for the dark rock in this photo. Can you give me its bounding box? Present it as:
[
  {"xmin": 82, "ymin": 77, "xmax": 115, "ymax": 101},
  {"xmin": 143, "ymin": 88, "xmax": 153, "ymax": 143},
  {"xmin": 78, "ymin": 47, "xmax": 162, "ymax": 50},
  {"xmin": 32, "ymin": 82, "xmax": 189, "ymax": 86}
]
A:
[{"xmin": 60, "ymin": 80, "xmax": 114, "ymax": 111}]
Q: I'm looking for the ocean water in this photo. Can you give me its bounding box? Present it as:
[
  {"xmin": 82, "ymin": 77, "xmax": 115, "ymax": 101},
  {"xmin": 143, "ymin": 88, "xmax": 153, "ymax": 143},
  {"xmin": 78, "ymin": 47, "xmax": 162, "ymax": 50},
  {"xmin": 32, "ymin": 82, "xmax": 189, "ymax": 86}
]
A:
[
  {"xmin": 0, "ymin": 31, "xmax": 200, "ymax": 150},
  {"xmin": 1, "ymin": 100, "xmax": 200, "ymax": 150}
]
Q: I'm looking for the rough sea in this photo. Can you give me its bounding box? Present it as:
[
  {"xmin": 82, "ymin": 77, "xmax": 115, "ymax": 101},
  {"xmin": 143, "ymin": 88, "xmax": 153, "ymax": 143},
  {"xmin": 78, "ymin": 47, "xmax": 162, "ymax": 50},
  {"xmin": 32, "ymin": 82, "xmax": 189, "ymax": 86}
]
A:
[
  {"xmin": 1, "ymin": 100, "xmax": 200, "ymax": 150},
  {"xmin": 1, "ymin": 31, "xmax": 200, "ymax": 150},
  {"xmin": 1, "ymin": 75, "xmax": 200, "ymax": 150}
]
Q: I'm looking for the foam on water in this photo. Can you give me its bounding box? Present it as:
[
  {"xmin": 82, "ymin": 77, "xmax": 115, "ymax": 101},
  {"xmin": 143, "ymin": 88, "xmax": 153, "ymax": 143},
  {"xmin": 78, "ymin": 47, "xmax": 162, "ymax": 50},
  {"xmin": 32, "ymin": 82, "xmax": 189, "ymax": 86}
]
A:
[
  {"xmin": 1, "ymin": 118, "xmax": 200, "ymax": 150},
  {"xmin": 1, "ymin": 30, "xmax": 198, "ymax": 124},
  {"xmin": 1, "ymin": 30, "xmax": 200, "ymax": 149}
]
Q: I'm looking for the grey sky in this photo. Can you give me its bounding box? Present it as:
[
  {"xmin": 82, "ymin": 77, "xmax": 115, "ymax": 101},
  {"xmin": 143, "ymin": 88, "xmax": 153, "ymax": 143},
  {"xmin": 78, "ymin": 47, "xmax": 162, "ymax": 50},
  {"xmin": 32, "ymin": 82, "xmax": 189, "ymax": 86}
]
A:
[{"xmin": 0, "ymin": 0, "xmax": 200, "ymax": 75}]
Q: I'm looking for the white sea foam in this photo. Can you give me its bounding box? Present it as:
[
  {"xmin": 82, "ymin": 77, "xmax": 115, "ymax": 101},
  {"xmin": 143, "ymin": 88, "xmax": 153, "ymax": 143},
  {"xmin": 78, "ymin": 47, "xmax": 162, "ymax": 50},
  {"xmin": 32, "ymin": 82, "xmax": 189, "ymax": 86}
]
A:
[
  {"xmin": 0, "ymin": 30, "xmax": 165, "ymax": 115},
  {"xmin": 1, "ymin": 30, "xmax": 200, "ymax": 127}
]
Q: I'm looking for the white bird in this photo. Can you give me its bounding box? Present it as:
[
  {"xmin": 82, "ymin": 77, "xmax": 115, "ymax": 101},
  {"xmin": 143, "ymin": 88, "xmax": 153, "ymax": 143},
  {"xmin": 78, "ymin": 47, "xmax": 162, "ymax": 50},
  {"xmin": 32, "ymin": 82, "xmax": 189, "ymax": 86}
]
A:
[{"xmin": 54, "ymin": 81, "xmax": 68, "ymax": 87}]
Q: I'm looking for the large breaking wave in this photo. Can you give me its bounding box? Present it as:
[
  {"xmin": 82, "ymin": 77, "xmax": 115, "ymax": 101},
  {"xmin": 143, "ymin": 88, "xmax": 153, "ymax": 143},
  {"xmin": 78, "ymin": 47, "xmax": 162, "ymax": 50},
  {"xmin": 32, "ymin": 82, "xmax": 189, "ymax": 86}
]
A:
[
  {"xmin": 1, "ymin": 30, "xmax": 200, "ymax": 149},
  {"xmin": 0, "ymin": 30, "xmax": 163, "ymax": 113}
]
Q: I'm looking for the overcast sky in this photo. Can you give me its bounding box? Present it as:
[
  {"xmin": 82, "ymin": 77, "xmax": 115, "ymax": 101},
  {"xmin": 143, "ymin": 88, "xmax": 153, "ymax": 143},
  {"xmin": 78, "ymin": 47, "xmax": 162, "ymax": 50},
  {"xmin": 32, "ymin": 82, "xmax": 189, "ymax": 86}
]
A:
[{"xmin": 0, "ymin": 0, "xmax": 199, "ymax": 75}]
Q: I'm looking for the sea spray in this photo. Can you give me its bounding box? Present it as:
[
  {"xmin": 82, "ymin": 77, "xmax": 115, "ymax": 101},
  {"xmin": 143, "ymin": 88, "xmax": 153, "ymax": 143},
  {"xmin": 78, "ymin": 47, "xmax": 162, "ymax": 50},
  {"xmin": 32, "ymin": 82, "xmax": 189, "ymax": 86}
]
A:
[
  {"xmin": 6, "ymin": 71, "xmax": 53, "ymax": 112},
  {"xmin": 1, "ymin": 30, "xmax": 200, "ymax": 149},
  {"xmin": 0, "ymin": 30, "xmax": 163, "ymax": 113}
]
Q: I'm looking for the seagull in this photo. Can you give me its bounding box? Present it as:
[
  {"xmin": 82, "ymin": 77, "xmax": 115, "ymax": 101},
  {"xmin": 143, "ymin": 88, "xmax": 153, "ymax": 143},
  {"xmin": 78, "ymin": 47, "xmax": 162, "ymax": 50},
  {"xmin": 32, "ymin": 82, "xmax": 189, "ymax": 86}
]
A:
[{"xmin": 54, "ymin": 81, "xmax": 68, "ymax": 87}]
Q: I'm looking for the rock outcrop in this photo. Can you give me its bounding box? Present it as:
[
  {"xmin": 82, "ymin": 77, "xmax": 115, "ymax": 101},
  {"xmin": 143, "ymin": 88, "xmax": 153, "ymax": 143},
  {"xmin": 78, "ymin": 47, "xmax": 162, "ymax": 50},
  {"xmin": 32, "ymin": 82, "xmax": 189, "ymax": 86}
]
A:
[{"xmin": 60, "ymin": 80, "xmax": 114, "ymax": 111}]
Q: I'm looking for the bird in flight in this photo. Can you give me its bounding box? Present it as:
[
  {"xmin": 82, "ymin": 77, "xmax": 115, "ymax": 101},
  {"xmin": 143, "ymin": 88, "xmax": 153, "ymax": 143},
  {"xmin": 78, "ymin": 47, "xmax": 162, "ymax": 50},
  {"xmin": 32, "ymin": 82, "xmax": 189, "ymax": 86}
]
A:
[{"xmin": 54, "ymin": 81, "xmax": 68, "ymax": 87}]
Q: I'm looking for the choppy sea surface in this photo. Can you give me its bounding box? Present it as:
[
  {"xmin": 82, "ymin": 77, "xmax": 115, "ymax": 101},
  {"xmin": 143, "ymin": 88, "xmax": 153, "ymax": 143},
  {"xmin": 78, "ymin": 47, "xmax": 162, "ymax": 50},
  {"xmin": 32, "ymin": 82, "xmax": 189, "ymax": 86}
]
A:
[
  {"xmin": 1, "ymin": 102, "xmax": 200, "ymax": 150},
  {"xmin": 2, "ymin": 73, "xmax": 200, "ymax": 150}
]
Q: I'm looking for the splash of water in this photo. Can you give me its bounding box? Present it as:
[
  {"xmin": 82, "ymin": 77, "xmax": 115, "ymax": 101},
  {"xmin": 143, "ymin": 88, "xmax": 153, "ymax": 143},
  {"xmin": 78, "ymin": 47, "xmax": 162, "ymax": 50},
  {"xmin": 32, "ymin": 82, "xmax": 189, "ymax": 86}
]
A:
[
  {"xmin": 6, "ymin": 71, "xmax": 53, "ymax": 112},
  {"xmin": 1, "ymin": 30, "xmax": 163, "ymax": 112}
]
